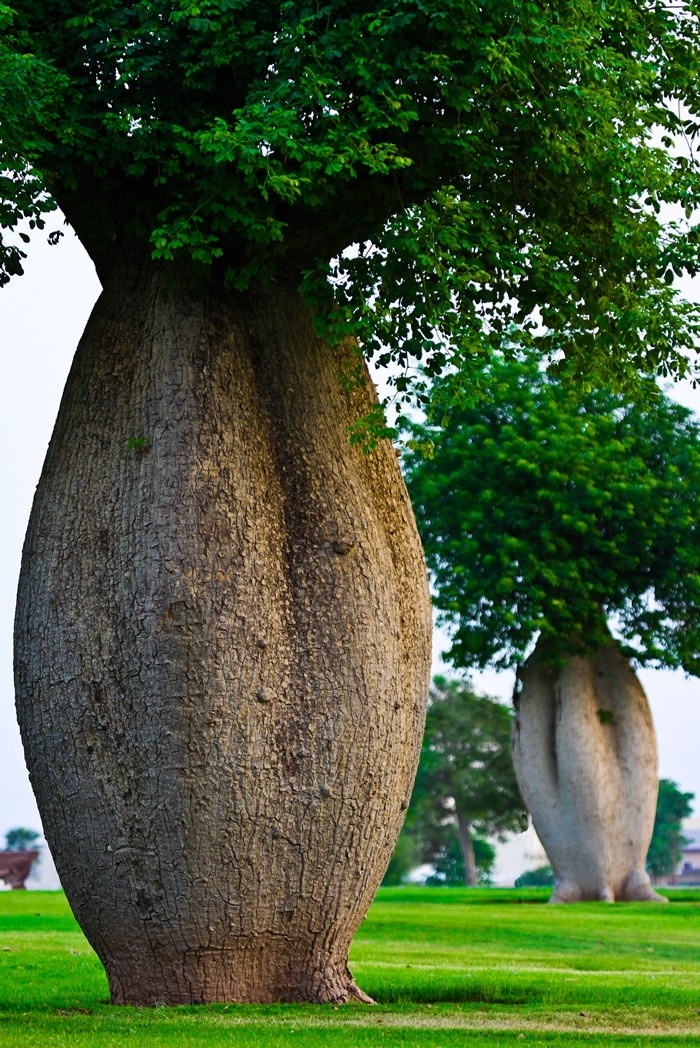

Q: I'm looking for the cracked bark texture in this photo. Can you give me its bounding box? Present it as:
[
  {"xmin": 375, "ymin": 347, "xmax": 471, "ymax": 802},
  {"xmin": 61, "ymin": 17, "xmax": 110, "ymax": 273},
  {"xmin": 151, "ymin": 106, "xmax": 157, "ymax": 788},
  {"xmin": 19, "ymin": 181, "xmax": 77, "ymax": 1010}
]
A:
[
  {"xmin": 14, "ymin": 252, "xmax": 432, "ymax": 1004},
  {"xmin": 511, "ymin": 640, "xmax": 664, "ymax": 904}
]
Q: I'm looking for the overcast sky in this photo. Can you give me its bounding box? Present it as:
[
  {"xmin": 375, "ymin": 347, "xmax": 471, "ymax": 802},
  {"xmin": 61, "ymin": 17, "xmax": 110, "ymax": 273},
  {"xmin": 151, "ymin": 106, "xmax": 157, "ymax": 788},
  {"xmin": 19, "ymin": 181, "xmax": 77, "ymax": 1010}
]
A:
[{"xmin": 0, "ymin": 229, "xmax": 698, "ymax": 875}]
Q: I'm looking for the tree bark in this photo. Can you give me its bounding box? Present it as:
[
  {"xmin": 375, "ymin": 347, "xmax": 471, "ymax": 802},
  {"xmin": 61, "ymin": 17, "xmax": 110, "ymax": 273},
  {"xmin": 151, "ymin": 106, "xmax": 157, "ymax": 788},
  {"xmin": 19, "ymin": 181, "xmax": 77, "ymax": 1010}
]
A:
[
  {"xmin": 456, "ymin": 811, "xmax": 478, "ymax": 887},
  {"xmin": 14, "ymin": 250, "xmax": 432, "ymax": 1004},
  {"xmin": 511, "ymin": 639, "xmax": 664, "ymax": 904}
]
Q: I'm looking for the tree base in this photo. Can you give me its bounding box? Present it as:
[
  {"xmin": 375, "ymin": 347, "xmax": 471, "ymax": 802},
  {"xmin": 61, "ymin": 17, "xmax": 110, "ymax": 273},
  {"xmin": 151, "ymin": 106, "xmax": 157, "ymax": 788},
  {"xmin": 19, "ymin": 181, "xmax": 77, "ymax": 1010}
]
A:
[
  {"xmin": 106, "ymin": 942, "xmax": 374, "ymax": 1006},
  {"xmin": 620, "ymin": 868, "xmax": 667, "ymax": 904},
  {"xmin": 550, "ymin": 866, "xmax": 667, "ymax": 904}
]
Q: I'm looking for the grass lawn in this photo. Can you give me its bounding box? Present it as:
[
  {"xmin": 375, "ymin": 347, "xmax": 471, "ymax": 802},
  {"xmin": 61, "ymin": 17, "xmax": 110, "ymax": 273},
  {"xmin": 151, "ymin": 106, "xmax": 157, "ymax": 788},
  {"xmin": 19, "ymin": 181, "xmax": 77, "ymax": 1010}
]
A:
[{"xmin": 0, "ymin": 886, "xmax": 698, "ymax": 1046}]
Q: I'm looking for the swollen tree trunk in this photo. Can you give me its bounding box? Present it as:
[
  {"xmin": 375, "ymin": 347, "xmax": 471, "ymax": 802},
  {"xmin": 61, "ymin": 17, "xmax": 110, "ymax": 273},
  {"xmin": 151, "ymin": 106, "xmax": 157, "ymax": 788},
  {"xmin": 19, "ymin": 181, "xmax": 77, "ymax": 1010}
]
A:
[
  {"xmin": 14, "ymin": 251, "xmax": 432, "ymax": 1004},
  {"xmin": 456, "ymin": 811, "xmax": 478, "ymax": 887},
  {"xmin": 511, "ymin": 639, "xmax": 664, "ymax": 904}
]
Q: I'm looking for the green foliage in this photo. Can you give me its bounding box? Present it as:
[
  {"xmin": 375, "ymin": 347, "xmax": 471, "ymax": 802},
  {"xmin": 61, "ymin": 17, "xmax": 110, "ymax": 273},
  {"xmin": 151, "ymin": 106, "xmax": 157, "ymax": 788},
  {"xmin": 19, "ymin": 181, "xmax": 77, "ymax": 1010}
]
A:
[
  {"xmin": 514, "ymin": 865, "xmax": 555, "ymax": 888},
  {"xmin": 404, "ymin": 352, "xmax": 700, "ymax": 670},
  {"xmin": 3, "ymin": 826, "xmax": 41, "ymax": 851},
  {"xmin": 393, "ymin": 676, "xmax": 526, "ymax": 885},
  {"xmin": 646, "ymin": 778, "xmax": 695, "ymax": 879},
  {"xmin": 2, "ymin": 2, "xmax": 700, "ymax": 393}
]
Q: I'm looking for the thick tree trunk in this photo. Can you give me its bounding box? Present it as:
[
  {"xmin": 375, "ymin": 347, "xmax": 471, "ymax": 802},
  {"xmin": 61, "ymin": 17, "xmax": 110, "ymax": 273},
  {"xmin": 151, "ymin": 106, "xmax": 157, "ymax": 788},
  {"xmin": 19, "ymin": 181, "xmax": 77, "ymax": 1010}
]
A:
[
  {"xmin": 511, "ymin": 640, "xmax": 664, "ymax": 904},
  {"xmin": 456, "ymin": 811, "xmax": 478, "ymax": 887},
  {"xmin": 14, "ymin": 251, "xmax": 432, "ymax": 1004}
]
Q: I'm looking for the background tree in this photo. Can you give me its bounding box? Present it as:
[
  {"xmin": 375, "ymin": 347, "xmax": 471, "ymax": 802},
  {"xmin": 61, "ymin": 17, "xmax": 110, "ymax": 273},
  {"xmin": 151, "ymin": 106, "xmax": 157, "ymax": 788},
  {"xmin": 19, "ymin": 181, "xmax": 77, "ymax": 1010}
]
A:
[
  {"xmin": 3, "ymin": 827, "xmax": 40, "ymax": 852},
  {"xmin": 404, "ymin": 355, "xmax": 700, "ymax": 902},
  {"xmin": 398, "ymin": 677, "xmax": 527, "ymax": 887},
  {"xmin": 421, "ymin": 828, "xmax": 497, "ymax": 886},
  {"xmin": 646, "ymin": 779, "xmax": 695, "ymax": 881},
  {"xmin": 3, "ymin": 0, "xmax": 700, "ymax": 1003}
]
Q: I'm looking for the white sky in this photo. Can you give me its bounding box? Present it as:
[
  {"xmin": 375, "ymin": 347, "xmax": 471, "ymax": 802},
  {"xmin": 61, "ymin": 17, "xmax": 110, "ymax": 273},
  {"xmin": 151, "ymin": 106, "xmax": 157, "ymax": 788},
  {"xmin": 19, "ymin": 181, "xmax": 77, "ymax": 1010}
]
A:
[{"xmin": 0, "ymin": 228, "xmax": 698, "ymax": 869}]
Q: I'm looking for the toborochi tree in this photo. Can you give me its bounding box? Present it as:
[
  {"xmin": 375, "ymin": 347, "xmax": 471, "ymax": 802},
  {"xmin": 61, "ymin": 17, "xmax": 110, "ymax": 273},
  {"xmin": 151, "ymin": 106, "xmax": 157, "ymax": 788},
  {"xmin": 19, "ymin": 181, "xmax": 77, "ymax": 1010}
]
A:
[
  {"xmin": 404, "ymin": 353, "xmax": 700, "ymax": 903},
  {"xmin": 3, "ymin": 0, "xmax": 700, "ymax": 1004}
]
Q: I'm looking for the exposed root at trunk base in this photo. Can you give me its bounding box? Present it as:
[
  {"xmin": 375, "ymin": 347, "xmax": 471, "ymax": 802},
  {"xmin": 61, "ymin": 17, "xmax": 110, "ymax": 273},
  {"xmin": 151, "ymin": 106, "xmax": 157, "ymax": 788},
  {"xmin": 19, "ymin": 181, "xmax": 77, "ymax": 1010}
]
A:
[
  {"xmin": 344, "ymin": 980, "xmax": 376, "ymax": 1005},
  {"xmin": 622, "ymin": 868, "xmax": 667, "ymax": 903},
  {"xmin": 549, "ymin": 867, "xmax": 667, "ymax": 905}
]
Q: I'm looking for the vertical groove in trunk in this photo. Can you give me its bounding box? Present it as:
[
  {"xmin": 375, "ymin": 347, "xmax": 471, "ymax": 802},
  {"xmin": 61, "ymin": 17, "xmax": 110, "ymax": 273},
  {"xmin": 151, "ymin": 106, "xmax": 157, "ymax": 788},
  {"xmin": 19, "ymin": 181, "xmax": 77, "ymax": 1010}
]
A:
[
  {"xmin": 14, "ymin": 252, "xmax": 432, "ymax": 1004},
  {"xmin": 511, "ymin": 640, "xmax": 665, "ymax": 904}
]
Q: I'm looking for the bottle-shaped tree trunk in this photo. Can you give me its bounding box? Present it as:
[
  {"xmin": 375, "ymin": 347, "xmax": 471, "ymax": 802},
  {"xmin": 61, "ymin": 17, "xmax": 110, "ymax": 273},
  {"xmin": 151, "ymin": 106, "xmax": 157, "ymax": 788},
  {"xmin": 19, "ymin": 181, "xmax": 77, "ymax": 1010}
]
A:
[
  {"xmin": 14, "ymin": 252, "xmax": 432, "ymax": 1004},
  {"xmin": 511, "ymin": 639, "xmax": 664, "ymax": 903}
]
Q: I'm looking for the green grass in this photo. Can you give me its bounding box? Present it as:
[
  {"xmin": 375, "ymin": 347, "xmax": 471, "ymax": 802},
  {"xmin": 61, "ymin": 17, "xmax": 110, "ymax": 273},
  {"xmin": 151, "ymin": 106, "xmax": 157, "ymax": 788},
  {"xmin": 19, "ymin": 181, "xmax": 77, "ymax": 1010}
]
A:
[{"xmin": 0, "ymin": 887, "xmax": 699, "ymax": 1046}]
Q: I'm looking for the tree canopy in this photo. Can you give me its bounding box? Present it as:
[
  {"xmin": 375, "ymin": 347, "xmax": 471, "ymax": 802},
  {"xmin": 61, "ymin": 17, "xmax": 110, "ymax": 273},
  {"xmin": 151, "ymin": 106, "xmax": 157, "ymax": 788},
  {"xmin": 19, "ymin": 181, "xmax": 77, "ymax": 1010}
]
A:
[
  {"xmin": 2, "ymin": 0, "xmax": 700, "ymax": 393},
  {"xmin": 403, "ymin": 352, "xmax": 700, "ymax": 671}
]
